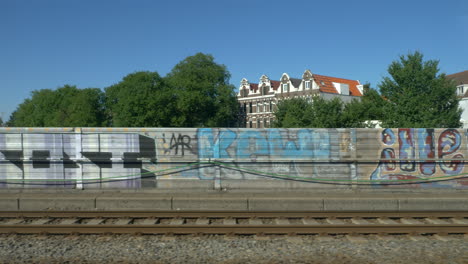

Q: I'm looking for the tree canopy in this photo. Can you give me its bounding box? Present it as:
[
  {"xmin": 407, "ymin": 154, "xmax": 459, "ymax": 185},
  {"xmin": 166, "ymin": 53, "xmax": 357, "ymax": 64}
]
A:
[
  {"xmin": 274, "ymin": 84, "xmax": 388, "ymax": 128},
  {"xmin": 379, "ymin": 51, "xmax": 461, "ymax": 128},
  {"xmin": 165, "ymin": 53, "xmax": 238, "ymax": 127},
  {"xmin": 341, "ymin": 86, "xmax": 388, "ymax": 127},
  {"xmin": 104, "ymin": 71, "xmax": 173, "ymax": 127},
  {"xmin": 274, "ymin": 52, "xmax": 461, "ymax": 129},
  {"xmin": 274, "ymin": 96, "xmax": 356, "ymax": 128},
  {"xmin": 7, "ymin": 53, "xmax": 238, "ymax": 128},
  {"xmin": 8, "ymin": 85, "xmax": 106, "ymax": 127}
]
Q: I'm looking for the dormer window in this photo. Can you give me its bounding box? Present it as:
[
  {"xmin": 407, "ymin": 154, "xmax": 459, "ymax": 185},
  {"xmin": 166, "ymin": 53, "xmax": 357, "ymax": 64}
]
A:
[
  {"xmin": 305, "ymin": 81, "xmax": 311, "ymax": 89},
  {"xmin": 282, "ymin": 83, "xmax": 288, "ymax": 92},
  {"xmin": 458, "ymin": 85, "xmax": 464, "ymax": 95}
]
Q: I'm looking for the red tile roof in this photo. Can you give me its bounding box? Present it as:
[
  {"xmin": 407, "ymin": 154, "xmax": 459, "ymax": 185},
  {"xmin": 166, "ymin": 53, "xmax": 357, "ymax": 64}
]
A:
[
  {"xmin": 447, "ymin": 71, "xmax": 468, "ymax": 85},
  {"xmin": 270, "ymin": 81, "xmax": 281, "ymax": 91},
  {"xmin": 249, "ymin": 83, "xmax": 258, "ymax": 92},
  {"xmin": 313, "ymin": 74, "xmax": 362, "ymax": 96}
]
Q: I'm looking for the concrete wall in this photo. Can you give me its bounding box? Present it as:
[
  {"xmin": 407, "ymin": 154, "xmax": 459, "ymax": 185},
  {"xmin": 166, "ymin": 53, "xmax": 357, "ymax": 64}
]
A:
[{"xmin": 0, "ymin": 127, "xmax": 467, "ymax": 189}]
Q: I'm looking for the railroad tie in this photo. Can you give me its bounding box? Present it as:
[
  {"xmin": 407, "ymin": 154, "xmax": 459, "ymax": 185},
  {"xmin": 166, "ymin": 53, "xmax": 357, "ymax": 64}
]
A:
[
  {"xmin": 57, "ymin": 219, "xmax": 78, "ymax": 225},
  {"xmin": 248, "ymin": 218, "xmax": 263, "ymax": 225},
  {"xmin": 140, "ymin": 218, "xmax": 157, "ymax": 225},
  {"xmin": 114, "ymin": 219, "xmax": 132, "ymax": 225},
  {"xmin": 377, "ymin": 218, "xmax": 399, "ymax": 225},
  {"xmin": 0, "ymin": 219, "xmax": 24, "ymax": 225},
  {"xmin": 195, "ymin": 218, "xmax": 209, "ymax": 225},
  {"xmin": 400, "ymin": 218, "xmax": 424, "ymax": 225},
  {"xmin": 452, "ymin": 218, "xmax": 468, "ymax": 224},
  {"xmin": 274, "ymin": 218, "xmax": 290, "ymax": 225},
  {"xmin": 301, "ymin": 218, "xmax": 320, "ymax": 225},
  {"xmin": 325, "ymin": 218, "xmax": 347, "ymax": 225},
  {"xmin": 169, "ymin": 218, "xmax": 184, "ymax": 225},
  {"xmin": 85, "ymin": 219, "xmax": 104, "ymax": 225},
  {"xmin": 425, "ymin": 218, "xmax": 450, "ymax": 225},
  {"xmin": 31, "ymin": 218, "xmax": 51, "ymax": 225},
  {"xmin": 350, "ymin": 218, "xmax": 371, "ymax": 225},
  {"xmin": 223, "ymin": 218, "xmax": 236, "ymax": 225}
]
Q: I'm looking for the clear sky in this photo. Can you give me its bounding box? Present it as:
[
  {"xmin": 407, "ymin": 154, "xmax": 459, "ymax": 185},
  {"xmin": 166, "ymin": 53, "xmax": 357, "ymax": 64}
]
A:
[{"xmin": 1, "ymin": 0, "xmax": 467, "ymax": 121}]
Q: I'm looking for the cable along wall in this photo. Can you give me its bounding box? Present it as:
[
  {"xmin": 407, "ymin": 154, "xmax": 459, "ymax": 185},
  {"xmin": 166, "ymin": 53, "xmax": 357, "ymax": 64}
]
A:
[{"xmin": 0, "ymin": 127, "xmax": 467, "ymax": 189}]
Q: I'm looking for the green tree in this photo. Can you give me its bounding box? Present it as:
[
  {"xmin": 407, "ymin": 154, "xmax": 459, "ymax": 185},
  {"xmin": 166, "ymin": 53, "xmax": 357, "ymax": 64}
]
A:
[
  {"xmin": 0, "ymin": 116, "xmax": 3, "ymax": 127},
  {"xmin": 273, "ymin": 97, "xmax": 312, "ymax": 127},
  {"xmin": 273, "ymin": 96, "xmax": 347, "ymax": 128},
  {"xmin": 379, "ymin": 51, "xmax": 461, "ymax": 128},
  {"xmin": 105, "ymin": 71, "xmax": 173, "ymax": 127},
  {"xmin": 308, "ymin": 97, "xmax": 344, "ymax": 127},
  {"xmin": 165, "ymin": 53, "xmax": 238, "ymax": 127},
  {"xmin": 341, "ymin": 84, "xmax": 388, "ymax": 127},
  {"xmin": 8, "ymin": 85, "xmax": 106, "ymax": 127}
]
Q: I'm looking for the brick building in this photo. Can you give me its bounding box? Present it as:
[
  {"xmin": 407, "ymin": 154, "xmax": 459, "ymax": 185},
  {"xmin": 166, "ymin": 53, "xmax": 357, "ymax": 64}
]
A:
[{"xmin": 237, "ymin": 70, "xmax": 364, "ymax": 128}]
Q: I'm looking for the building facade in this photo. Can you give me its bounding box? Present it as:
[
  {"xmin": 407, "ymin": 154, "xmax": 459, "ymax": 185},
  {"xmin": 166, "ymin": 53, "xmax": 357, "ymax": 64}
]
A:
[
  {"xmin": 237, "ymin": 70, "xmax": 364, "ymax": 128},
  {"xmin": 447, "ymin": 70, "xmax": 468, "ymax": 128}
]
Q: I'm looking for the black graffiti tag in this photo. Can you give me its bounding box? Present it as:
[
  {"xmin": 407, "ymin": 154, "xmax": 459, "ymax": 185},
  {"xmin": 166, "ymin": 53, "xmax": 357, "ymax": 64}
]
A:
[{"xmin": 166, "ymin": 133, "xmax": 192, "ymax": 156}]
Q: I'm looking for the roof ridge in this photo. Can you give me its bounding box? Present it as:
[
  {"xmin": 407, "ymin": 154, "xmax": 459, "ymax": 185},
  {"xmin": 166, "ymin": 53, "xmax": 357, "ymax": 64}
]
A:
[
  {"xmin": 447, "ymin": 70, "xmax": 468, "ymax": 76},
  {"xmin": 313, "ymin": 73, "xmax": 359, "ymax": 82}
]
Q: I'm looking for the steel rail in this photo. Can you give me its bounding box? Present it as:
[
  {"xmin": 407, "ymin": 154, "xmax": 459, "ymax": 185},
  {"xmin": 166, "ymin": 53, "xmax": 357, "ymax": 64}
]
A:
[
  {"xmin": 1, "ymin": 225, "xmax": 467, "ymax": 235},
  {"xmin": 1, "ymin": 211, "xmax": 468, "ymax": 218},
  {"xmin": 1, "ymin": 211, "xmax": 467, "ymax": 235}
]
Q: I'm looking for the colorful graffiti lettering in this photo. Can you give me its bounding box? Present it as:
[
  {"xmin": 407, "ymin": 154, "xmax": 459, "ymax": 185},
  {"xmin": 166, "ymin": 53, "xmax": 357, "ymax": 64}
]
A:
[
  {"xmin": 197, "ymin": 129, "xmax": 331, "ymax": 160},
  {"xmin": 371, "ymin": 128, "xmax": 465, "ymax": 183},
  {"xmin": 0, "ymin": 128, "xmax": 466, "ymax": 189}
]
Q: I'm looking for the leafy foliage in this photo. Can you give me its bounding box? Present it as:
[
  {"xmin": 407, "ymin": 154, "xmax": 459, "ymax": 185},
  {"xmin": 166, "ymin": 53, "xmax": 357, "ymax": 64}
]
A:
[
  {"xmin": 165, "ymin": 53, "xmax": 238, "ymax": 127},
  {"xmin": 379, "ymin": 51, "xmax": 461, "ymax": 128},
  {"xmin": 274, "ymin": 97, "xmax": 349, "ymax": 128},
  {"xmin": 8, "ymin": 85, "xmax": 106, "ymax": 127},
  {"xmin": 274, "ymin": 84, "xmax": 388, "ymax": 128},
  {"xmin": 274, "ymin": 52, "xmax": 461, "ymax": 129},
  {"xmin": 8, "ymin": 53, "xmax": 238, "ymax": 128},
  {"xmin": 104, "ymin": 71, "xmax": 173, "ymax": 127},
  {"xmin": 341, "ymin": 86, "xmax": 388, "ymax": 127},
  {"xmin": 273, "ymin": 97, "xmax": 312, "ymax": 128}
]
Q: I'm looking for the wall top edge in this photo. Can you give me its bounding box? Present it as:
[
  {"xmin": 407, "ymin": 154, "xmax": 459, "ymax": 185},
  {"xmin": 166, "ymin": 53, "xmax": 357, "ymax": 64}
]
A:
[{"xmin": 0, "ymin": 127, "xmax": 464, "ymax": 133}]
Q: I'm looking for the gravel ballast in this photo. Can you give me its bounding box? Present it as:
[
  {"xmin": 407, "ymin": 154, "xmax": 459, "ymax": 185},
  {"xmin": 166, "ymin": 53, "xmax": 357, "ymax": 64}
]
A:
[{"xmin": 0, "ymin": 234, "xmax": 467, "ymax": 263}]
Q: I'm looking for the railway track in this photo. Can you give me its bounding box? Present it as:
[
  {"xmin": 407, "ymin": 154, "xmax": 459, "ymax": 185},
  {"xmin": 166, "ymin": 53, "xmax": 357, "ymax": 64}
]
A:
[{"xmin": 1, "ymin": 211, "xmax": 467, "ymax": 235}]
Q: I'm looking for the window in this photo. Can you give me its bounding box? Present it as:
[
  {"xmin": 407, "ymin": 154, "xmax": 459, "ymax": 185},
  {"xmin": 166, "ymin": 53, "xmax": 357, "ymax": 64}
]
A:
[
  {"xmin": 249, "ymin": 102, "xmax": 252, "ymax": 113},
  {"xmin": 305, "ymin": 81, "xmax": 311, "ymax": 89},
  {"xmin": 241, "ymin": 88, "xmax": 248, "ymax": 97},
  {"xmin": 282, "ymin": 83, "xmax": 288, "ymax": 92},
  {"xmin": 249, "ymin": 121, "xmax": 252, "ymax": 128},
  {"xmin": 459, "ymin": 85, "xmax": 465, "ymax": 95},
  {"xmin": 256, "ymin": 119, "xmax": 260, "ymax": 128},
  {"xmin": 269, "ymin": 101, "xmax": 272, "ymax": 112}
]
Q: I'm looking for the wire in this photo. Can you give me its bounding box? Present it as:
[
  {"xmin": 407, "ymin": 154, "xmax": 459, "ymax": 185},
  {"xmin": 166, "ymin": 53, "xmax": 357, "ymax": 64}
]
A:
[{"xmin": 0, "ymin": 161, "xmax": 467, "ymax": 185}]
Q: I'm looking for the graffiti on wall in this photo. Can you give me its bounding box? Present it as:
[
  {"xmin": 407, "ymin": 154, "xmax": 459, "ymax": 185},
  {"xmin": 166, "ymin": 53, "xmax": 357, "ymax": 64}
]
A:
[
  {"xmin": 0, "ymin": 133, "xmax": 156, "ymax": 188},
  {"xmin": 0, "ymin": 128, "xmax": 467, "ymax": 188},
  {"xmin": 161, "ymin": 133, "xmax": 193, "ymax": 156},
  {"xmin": 370, "ymin": 128, "xmax": 467, "ymax": 186},
  {"xmin": 197, "ymin": 128, "xmax": 331, "ymax": 160}
]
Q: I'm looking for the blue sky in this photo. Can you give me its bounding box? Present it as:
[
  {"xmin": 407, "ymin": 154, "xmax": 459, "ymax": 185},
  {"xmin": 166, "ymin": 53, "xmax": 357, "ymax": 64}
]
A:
[{"xmin": 1, "ymin": 0, "xmax": 467, "ymax": 121}]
